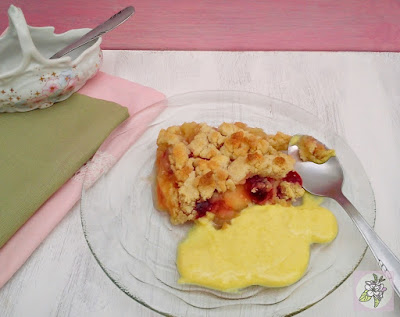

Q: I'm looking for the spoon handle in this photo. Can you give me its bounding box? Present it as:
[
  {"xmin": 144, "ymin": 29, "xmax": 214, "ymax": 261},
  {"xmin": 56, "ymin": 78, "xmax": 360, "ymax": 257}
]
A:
[
  {"xmin": 335, "ymin": 191, "xmax": 400, "ymax": 297},
  {"xmin": 50, "ymin": 6, "xmax": 135, "ymax": 59}
]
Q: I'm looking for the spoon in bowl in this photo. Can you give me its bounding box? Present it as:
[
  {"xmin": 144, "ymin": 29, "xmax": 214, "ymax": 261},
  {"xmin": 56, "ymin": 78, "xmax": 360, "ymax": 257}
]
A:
[
  {"xmin": 50, "ymin": 6, "xmax": 134, "ymax": 59},
  {"xmin": 288, "ymin": 136, "xmax": 400, "ymax": 297}
]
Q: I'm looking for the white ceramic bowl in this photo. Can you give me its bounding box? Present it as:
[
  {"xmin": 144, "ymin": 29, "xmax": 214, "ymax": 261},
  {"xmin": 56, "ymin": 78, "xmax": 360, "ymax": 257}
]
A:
[{"xmin": 0, "ymin": 5, "xmax": 102, "ymax": 112}]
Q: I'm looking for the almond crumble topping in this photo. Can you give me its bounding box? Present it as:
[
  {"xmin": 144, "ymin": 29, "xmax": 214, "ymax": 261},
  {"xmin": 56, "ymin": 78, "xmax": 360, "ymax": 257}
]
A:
[
  {"xmin": 156, "ymin": 123, "xmax": 334, "ymax": 225},
  {"xmin": 155, "ymin": 122, "xmax": 309, "ymax": 225}
]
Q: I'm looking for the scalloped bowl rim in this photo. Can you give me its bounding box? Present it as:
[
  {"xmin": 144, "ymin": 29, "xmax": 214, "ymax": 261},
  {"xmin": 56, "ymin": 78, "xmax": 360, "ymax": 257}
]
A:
[{"xmin": 0, "ymin": 25, "xmax": 101, "ymax": 80}]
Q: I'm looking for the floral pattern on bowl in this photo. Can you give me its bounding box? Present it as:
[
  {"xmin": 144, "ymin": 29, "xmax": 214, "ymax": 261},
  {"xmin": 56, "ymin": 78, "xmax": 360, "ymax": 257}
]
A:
[{"xmin": 0, "ymin": 5, "xmax": 102, "ymax": 112}]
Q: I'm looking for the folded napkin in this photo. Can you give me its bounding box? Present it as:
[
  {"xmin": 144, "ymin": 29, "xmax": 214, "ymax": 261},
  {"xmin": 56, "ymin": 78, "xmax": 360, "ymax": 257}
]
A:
[
  {"xmin": 0, "ymin": 72, "xmax": 165, "ymax": 288},
  {"xmin": 0, "ymin": 94, "xmax": 129, "ymax": 247}
]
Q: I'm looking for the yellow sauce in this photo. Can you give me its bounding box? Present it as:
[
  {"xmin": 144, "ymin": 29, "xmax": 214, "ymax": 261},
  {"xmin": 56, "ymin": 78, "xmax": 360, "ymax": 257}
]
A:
[{"xmin": 177, "ymin": 194, "xmax": 338, "ymax": 292}]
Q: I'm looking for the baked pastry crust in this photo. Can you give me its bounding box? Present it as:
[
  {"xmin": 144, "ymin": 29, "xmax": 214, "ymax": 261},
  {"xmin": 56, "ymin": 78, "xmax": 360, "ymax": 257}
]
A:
[
  {"xmin": 297, "ymin": 135, "xmax": 336, "ymax": 164},
  {"xmin": 155, "ymin": 122, "xmax": 306, "ymax": 225}
]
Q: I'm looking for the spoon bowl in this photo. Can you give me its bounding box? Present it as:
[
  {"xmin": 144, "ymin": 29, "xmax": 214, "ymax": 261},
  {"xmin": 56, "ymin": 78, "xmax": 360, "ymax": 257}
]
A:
[
  {"xmin": 288, "ymin": 142, "xmax": 344, "ymax": 197},
  {"xmin": 289, "ymin": 135, "xmax": 400, "ymax": 297}
]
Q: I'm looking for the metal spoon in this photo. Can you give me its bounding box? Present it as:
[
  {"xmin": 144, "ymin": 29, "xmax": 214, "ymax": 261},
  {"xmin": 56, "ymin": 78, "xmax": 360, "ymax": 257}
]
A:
[
  {"xmin": 288, "ymin": 136, "xmax": 400, "ymax": 297},
  {"xmin": 50, "ymin": 6, "xmax": 135, "ymax": 59}
]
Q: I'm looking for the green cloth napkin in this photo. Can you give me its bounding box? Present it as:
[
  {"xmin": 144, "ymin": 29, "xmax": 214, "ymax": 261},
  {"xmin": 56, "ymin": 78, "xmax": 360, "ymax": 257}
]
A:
[{"xmin": 0, "ymin": 93, "xmax": 129, "ymax": 247}]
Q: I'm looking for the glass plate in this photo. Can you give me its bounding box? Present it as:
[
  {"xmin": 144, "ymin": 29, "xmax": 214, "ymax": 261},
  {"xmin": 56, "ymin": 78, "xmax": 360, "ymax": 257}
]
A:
[{"xmin": 80, "ymin": 91, "xmax": 375, "ymax": 316}]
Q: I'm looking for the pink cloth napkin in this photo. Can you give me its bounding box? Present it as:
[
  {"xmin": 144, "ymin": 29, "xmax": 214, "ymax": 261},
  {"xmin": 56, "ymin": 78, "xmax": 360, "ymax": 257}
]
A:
[{"xmin": 0, "ymin": 72, "xmax": 165, "ymax": 288}]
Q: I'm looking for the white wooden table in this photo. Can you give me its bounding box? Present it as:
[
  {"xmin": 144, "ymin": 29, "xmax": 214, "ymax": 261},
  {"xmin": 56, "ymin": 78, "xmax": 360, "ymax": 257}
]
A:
[{"xmin": 1, "ymin": 51, "xmax": 399, "ymax": 316}]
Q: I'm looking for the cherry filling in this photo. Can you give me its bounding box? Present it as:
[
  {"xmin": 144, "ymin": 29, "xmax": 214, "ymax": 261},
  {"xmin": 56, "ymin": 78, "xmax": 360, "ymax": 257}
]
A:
[
  {"xmin": 244, "ymin": 175, "xmax": 275, "ymax": 204},
  {"xmin": 195, "ymin": 198, "xmax": 233, "ymax": 219},
  {"xmin": 195, "ymin": 200, "xmax": 213, "ymax": 218},
  {"xmin": 282, "ymin": 171, "xmax": 303, "ymax": 186},
  {"xmin": 194, "ymin": 171, "xmax": 303, "ymax": 221}
]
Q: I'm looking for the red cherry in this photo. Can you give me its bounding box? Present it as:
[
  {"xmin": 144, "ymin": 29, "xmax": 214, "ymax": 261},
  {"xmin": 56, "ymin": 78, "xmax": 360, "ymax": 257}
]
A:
[
  {"xmin": 244, "ymin": 175, "xmax": 274, "ymax": 204},
  {"xmin": 283, "ymin": 171, "xmax": 303, "ymax": 186},
  {"xmin": 195, "ymin": 200, "xmax": 213, "ymax": 218}
]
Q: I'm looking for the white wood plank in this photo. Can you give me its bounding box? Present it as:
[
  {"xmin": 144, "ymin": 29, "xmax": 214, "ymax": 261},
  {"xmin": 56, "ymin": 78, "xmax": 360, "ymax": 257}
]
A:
[{"xmin": 1, "ymin": 51, "xmax": 399, "ymax": 317}]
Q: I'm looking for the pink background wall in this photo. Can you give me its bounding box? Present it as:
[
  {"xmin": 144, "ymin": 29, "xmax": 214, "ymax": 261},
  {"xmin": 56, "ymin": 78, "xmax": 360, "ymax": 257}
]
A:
[{"xmin": 1, "ymin": 0, "xmax": 400, "ymax": 51}]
